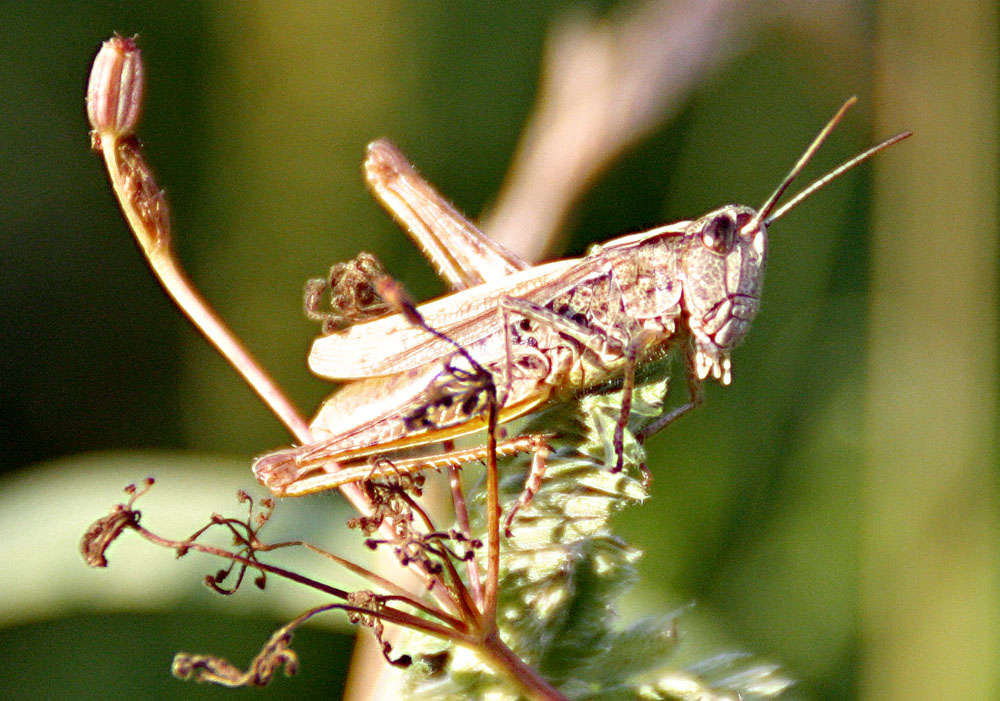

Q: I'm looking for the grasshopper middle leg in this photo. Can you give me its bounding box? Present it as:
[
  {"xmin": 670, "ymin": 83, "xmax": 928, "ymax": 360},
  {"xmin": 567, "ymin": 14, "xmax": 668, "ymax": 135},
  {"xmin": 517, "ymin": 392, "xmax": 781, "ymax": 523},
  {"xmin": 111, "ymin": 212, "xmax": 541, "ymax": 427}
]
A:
[{"xmin": 498, "ymin": 296, "xmax": 665, "ymax": 476}]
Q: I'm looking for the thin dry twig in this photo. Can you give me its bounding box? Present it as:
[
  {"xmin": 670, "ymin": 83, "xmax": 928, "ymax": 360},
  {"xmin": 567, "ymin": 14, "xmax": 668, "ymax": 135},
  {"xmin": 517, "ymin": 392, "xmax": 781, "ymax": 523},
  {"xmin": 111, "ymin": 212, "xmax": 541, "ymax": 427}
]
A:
[{"xmin": 484, "ymin": 0, "xmax": 746, "ymax": 261}]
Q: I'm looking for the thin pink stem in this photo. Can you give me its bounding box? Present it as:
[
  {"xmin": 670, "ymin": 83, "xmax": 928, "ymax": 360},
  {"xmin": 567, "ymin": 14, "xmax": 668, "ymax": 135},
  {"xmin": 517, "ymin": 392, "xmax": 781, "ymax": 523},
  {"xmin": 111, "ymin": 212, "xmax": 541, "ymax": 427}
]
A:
[
  {"xmin": 480, "ymin": 631, "xmax": 568, "ymax": 701},
  {"xmin": 448, "ymin": 464, "xmax": 483, "ymax": 607},
  {"xmin": 99, "ymin": 140, "xmax": 312, "ymax": 444}
]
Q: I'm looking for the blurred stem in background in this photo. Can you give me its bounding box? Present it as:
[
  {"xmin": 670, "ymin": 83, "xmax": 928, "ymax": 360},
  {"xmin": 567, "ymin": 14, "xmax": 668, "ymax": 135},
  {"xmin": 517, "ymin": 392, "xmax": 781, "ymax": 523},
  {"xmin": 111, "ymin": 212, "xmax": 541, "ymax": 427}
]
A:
[{"xmin": 868, "ymin": 1, "xmax": 999, "ymax": 700}]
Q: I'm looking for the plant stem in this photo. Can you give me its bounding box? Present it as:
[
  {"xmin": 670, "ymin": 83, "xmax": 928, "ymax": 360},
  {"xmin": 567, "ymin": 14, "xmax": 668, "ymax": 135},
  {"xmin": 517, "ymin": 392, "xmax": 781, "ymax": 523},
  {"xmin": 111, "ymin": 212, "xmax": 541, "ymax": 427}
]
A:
[
  {"xmin": 482, "ymin": 397, "xmax": 501, "ymax": 626},
  {"xmin": 99, "ymin": 139, "xmax": 312, "ymax": 444},
  {"xmin": 96, "ymin": 137, "xmax": 392, "ymax": 525},
  {"xmin": 448, "ymin": 463, "xmax": 483, "ymax": 607},
  {"xmin": 480, "ymin": 631, "xmax": 567, "ymax": 701}
]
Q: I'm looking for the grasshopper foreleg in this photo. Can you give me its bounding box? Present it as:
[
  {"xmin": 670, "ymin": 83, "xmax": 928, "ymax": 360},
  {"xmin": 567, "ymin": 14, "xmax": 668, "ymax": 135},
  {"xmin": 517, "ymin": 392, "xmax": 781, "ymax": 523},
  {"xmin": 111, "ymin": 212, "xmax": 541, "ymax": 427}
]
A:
[{"xmin": 636, "ymin": 341, "xmax": 705, "ymax": 446}]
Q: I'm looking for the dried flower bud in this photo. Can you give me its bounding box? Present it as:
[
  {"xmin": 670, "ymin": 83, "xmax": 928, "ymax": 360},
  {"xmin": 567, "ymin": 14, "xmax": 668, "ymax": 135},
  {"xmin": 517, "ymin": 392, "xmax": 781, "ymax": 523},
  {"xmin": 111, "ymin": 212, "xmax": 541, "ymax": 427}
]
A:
[{"xmin": 87, "ymin": 34, "xmax": 144, "ymax": 140}]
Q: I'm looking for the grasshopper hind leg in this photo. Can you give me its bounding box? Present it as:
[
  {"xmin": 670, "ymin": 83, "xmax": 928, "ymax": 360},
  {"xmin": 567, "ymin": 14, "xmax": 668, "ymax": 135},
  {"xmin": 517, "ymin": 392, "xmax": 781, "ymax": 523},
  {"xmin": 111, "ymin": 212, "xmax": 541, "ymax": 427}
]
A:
[{"xmin": 252, "ymin": 446, "xmax": 312, "ymax": 498}]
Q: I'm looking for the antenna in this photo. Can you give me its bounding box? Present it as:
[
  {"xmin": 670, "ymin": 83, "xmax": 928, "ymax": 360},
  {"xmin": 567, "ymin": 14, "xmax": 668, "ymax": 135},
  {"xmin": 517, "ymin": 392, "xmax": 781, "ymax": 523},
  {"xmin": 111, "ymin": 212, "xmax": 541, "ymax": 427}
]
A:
[
  {"xmin": 765, "ymin": 131, "xmax": 911, "ymax": 226},
  {"xmin": 742, "ymin": 96, "xmax": 912, "ymax": 233}
]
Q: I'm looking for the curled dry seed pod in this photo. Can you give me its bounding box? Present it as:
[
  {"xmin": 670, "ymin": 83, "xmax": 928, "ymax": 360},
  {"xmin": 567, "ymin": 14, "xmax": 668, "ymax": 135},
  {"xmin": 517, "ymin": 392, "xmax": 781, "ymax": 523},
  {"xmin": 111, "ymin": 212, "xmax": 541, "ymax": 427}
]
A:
[
  {"xmin": 79, "ymin": 478, "xmax": 153, "ymax": 567},
  {"xmin": 86, "ymin": 34, "xmax": 144, "ymax": 142}
]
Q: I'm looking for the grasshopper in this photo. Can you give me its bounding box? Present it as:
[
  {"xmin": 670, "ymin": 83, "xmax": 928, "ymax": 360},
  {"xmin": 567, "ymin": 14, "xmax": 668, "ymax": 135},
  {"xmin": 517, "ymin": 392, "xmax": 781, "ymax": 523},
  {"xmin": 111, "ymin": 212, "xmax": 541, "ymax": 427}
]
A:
[{"xmin": 254, "ymin": 97, "xmax": 909, "ymax": 520}]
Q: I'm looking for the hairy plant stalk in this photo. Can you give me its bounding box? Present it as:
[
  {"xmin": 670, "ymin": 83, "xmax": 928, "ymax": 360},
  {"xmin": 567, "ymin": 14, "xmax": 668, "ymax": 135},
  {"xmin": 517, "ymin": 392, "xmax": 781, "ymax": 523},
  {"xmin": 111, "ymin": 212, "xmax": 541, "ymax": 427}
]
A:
[{"xmin": 88, "ymin": 36, "xmax": 311, "ymax": 445}]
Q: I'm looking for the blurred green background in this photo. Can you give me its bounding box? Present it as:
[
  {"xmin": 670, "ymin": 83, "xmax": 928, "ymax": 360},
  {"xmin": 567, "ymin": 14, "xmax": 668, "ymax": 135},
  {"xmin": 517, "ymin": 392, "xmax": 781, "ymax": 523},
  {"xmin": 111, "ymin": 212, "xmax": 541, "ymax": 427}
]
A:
[{"xmin": 1, "ymin": 1, "xmax": 996, "ymax": 699}]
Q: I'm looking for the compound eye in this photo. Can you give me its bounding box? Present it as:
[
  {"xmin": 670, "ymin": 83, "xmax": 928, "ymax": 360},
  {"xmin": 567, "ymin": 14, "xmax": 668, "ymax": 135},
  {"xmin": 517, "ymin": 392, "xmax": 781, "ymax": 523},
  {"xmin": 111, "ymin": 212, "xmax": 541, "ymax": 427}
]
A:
[{"xmin": 702, "ymin": 213, "xmax": 736, "ymax": 254}]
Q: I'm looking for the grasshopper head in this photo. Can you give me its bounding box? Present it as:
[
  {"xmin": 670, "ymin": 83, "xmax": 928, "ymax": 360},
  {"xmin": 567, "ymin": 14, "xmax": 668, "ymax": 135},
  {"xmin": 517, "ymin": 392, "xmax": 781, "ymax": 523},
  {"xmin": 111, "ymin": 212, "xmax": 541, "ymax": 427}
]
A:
[
  {"xmin": 680, "ymin": 205, "xmax": 766, "ymax": 385},
  {"xmin": 673, "ymin": 98, "xmax": 910, "ymax": 388}
]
